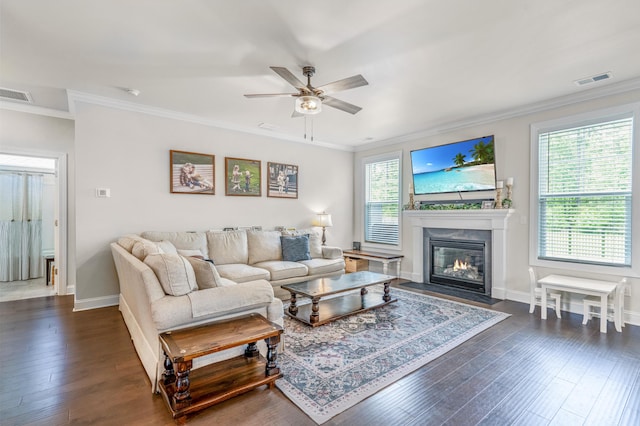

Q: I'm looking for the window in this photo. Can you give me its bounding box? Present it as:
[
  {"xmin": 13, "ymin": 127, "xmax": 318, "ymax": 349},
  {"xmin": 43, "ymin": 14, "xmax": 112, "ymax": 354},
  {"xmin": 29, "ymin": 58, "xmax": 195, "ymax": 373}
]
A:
[
  {"xmin": 364, "ymin": 153, "xmax": 401, "ymax": 246},
  {"xmin": 534, "ymin": 113, "xmax": 633, "ymax": 267}
]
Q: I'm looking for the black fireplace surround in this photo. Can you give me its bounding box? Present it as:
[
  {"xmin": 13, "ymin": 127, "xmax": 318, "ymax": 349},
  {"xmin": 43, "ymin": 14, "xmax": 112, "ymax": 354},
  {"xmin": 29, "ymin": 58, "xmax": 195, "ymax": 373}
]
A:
[{"xmin": 423, "ymin": 228, "xmax": 492, "ymax": 296}]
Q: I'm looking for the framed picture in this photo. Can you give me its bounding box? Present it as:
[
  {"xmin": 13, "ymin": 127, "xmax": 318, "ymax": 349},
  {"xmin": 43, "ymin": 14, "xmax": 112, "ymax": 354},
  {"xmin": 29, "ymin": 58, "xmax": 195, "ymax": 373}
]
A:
[
  {"xmin": 170, "ymin": 150, "xmax": 215, "ymax": 195},
  {"xmin": 481, "ymin": 200, "xmax": 495, "ymax": 209},
  {"xmin": 225, "ymin": 157, "xmax": 261, "ymax": 196},
  {"xmin": 267, "ymin": 162, "xmax": 298, "ymax": 198}
]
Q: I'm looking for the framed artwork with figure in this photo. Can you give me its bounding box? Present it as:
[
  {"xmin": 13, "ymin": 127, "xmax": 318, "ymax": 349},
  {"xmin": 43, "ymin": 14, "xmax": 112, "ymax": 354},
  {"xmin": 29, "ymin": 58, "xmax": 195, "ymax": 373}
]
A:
[
  {"xmin": 267, "ymin": 162, "xmax": 298, "ymax": 199},
  {"xmin": 170, "ymin": 150, "xmax": 215, "ymax": 195},
  {"xmin": 225, "ymin": 157, "xmax": 261, "ymax": 196}
]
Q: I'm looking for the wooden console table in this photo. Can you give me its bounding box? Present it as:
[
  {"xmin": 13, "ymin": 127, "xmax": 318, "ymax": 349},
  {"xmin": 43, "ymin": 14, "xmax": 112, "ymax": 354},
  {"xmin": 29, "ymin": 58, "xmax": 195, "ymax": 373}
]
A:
[
  {"xmin": 343, "ymin": 249, "xmax": 403, "ymax": 277},
  {"xmin": 158, "ymin": 313, "xmax": 283, "ymax": 423},
  {"xmin": 538, "ymin": 274, "xmax": 618, "ymax": 333}
]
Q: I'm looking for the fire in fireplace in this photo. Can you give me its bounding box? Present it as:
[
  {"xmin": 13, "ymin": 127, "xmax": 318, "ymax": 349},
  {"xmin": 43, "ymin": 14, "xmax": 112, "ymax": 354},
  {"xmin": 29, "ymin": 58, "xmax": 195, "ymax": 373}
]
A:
[{"xmin": 430, "ymin": 238, "xmax": 486, "ymax": 293}]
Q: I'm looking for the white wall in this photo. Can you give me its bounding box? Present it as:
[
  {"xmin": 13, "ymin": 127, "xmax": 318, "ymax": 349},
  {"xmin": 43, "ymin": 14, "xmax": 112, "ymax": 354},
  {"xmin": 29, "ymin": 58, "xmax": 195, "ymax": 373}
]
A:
[
  {"xmin": 354, "ymin": 89, "xmax": 640, "ymax": 324},
  {"xmin": 73, "ymin": 103, "xmax": 354, "ymax": 303}
]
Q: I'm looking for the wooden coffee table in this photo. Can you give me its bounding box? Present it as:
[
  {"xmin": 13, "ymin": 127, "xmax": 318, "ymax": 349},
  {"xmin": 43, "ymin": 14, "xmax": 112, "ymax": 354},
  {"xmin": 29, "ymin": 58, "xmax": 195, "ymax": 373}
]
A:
[
  {"xmin": 281, "ymin": 271, "xmax": 397, "ymax": 327},
  {"xmin": 158, "ymin": 313, "xmax": 283, "ymax": 423}
]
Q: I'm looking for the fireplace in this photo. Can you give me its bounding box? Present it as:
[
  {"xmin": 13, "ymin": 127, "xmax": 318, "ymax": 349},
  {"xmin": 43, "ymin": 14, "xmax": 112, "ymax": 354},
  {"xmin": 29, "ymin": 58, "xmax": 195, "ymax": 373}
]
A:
[
  {"xmin": 423, "ymin": 228, "xmax": 492, "ymax": 296},
  {"xmin": 430, "ymin": 239, "xmax": 486, "ymax": 293},
  {"xmin": 405, "ymin": 209, "xmax": 512, "ymax": 299}
]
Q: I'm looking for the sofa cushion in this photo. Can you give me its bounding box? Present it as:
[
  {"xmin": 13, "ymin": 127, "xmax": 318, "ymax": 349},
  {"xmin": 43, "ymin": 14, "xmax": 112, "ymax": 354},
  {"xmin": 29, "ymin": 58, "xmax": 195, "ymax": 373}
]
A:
[
  {"xmin": 141, "ymin": 231, "xmax": 208, "ymax": 256},
  {"xmin": 131, "ymin": 239, "xmax": 163, "ymax": 261},
  {"xmin": 185, "ymin": 280, "xmax": 274, "ymax": 319},
  {"xmin": 185, "ymin": 257, "xmax": 222, "ymax": 289},
  {"xmin": 143, "ymin": 253, "xmax": 198, "ymax": 296},
  {"xmin": 177, "ymin": 249, "xmax": 205, "ymax": 258},
  {"xmin": 215, "ymin": 263, "xmax": 270, "ymax": 283},
  {"xmin": 156, "ymin": 240, "xmax": 178, "ymax": 254},
  {"xmin": 298, "ymin": 257, "xmax": 345, "ymax": 275},
  {"xmin": 207, "ymin": 230, "xmax": 249, "ymax": 265},
  {"xmin": 283, "ymin": 228, "xmax": 322, "ymax": 258},
  {"xmin": 253, "ymin": 260, "xmax": 308, "ymax": 281},
  {"xmin": 247, "ymin": 230, "xmax": 282, "ymax": 264},
  {"xmin": 280, "ymin": 234, "xmax": 311, "ymax": 262}
]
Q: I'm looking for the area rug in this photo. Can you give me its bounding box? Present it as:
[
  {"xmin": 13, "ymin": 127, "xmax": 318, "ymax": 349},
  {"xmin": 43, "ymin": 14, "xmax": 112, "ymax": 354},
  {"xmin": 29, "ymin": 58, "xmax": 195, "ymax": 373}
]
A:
[{"xmin": 276, "ymin": 285, "xmax": 510, "ymax": 424}]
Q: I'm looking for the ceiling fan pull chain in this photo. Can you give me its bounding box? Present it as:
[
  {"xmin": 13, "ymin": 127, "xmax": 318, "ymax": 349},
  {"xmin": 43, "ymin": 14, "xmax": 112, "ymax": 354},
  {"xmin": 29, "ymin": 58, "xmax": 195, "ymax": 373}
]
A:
[
  {"xmin": 304, "ymin": 116, "xmax": 308, "ymax": 140},
  {"xmin": 311, "ymin": 117, "xmax": 314, "ymax": 142}
]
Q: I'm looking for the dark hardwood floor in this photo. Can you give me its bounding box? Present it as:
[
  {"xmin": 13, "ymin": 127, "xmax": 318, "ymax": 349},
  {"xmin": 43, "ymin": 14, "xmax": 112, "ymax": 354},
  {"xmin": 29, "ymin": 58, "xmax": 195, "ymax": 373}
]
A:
[{"xmin": 1, "ymin": 284, "xmax": 638, "ymax": 425}]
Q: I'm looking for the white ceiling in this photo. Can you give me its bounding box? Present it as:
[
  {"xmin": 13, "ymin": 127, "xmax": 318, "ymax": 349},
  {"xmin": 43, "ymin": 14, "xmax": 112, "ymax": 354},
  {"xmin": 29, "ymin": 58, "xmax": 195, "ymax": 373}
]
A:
[{"xmin": 2, "ymin": 0, "xmax": 640, "ymax": 150}]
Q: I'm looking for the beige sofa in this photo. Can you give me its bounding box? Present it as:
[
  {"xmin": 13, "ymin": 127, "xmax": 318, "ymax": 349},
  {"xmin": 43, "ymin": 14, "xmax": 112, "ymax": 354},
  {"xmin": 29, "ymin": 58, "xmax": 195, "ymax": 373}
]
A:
[{"xmin": 110, "ymin": 228, "xmax": 344, "ymax": 392}]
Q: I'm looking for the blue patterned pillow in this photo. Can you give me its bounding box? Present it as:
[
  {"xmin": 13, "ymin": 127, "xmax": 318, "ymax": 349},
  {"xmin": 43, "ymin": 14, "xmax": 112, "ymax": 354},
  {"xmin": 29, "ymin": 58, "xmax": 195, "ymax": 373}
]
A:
[{"xmin": 281, "ymin": 234, "xmax": 311, "ymax": 262}]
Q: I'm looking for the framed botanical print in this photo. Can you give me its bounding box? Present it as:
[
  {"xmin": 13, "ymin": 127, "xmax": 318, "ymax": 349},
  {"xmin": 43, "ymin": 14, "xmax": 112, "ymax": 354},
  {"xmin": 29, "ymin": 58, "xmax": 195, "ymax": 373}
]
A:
[
  {"xmin": 170, "ymin": 150, "xmax": 215, "ymax": 195},
  {"xmin": 267, "ymin": 162, "xmax": 298, "ymax": 199},
  {"xmin": 225, "ymin": 157, "xmax": 261, "ymax": 196}
]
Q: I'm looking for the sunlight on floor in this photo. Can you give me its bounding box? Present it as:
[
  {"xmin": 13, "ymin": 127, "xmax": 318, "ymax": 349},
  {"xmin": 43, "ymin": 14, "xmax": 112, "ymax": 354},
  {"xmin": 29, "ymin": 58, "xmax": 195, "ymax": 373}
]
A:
[{"xmin": 0, "ymin": 277, "xmax": 56, "ymax": 302}]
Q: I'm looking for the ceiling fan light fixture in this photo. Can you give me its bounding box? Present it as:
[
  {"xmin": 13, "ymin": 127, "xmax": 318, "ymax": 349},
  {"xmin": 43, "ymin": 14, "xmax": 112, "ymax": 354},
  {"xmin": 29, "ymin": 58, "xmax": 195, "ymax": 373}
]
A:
[{"xmin": 295, "ymin": 95, "xmax": 322, "ymax": 115}]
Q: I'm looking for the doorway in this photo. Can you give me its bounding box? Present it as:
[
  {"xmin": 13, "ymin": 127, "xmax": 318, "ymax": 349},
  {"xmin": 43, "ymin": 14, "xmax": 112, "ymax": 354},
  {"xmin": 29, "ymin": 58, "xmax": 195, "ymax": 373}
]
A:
[{"xmin": 0, "ymin": 152, "xmax": 67, "ymax": 301}]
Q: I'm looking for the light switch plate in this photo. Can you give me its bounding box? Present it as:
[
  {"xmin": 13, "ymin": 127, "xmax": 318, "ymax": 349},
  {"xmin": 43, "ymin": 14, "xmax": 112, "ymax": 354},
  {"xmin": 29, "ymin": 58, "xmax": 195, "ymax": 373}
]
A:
[{"xmin": 96, "ymin": 188, "xmax": 111, "ymax": 198}]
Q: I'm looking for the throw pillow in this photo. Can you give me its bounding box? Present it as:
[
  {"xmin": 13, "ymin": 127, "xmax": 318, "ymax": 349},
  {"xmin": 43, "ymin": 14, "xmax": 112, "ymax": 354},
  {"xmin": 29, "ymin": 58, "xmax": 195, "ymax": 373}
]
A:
[
  {"xmin": 184, "ymin": 256, "xmax": 222, "ymax": 289},
  {"xmin": 131, "ymin": 239, "xmax": 163, "ymax": 261},
  {"xmin": 281, "ymin": 234, "xmax": 311, "ymax": 262},
  {"xmin": 283, "ymin": 228, "xmax": 322, "ymax": 258},
  {"xmin": 143, "ymin": 253, "xmax": 197, "ymax": 296}
]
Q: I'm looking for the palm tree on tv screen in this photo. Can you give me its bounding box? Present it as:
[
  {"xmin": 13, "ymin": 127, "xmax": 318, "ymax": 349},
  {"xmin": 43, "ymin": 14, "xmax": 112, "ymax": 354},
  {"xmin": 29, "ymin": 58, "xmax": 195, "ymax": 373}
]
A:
[
  {"xmin": 453, "ymin": 153, "xmax": 466, "ymax": 167},
  {"xmin": 469, "ymin": 141, "xmax": 494, "ymax": 164}
]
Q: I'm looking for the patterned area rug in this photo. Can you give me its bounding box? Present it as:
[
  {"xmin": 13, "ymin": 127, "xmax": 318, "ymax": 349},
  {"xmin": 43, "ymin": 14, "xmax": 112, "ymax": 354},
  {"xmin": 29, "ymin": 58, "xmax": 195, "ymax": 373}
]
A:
[{"xmin": 276, "ymin": 285, "xmax": 510, "ymax": 424}]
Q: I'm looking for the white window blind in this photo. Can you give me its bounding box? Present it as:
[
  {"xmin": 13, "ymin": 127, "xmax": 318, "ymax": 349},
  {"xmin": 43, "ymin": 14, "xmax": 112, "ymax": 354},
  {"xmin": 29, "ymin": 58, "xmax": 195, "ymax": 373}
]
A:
[
  {"xmin": 365, "ymin": 156, "xmax": 400, "ymax": 246},
  {"xmin": 538, "ymin": 116, "xmax": 633, "ymax": 266}
]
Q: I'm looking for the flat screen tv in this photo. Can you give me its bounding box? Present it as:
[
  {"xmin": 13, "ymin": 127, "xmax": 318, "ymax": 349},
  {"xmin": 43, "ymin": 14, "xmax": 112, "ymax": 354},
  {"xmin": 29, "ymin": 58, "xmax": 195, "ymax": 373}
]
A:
[{"xmin": 410, "ymin": 135, "xmax": 496, "ymax": 195}]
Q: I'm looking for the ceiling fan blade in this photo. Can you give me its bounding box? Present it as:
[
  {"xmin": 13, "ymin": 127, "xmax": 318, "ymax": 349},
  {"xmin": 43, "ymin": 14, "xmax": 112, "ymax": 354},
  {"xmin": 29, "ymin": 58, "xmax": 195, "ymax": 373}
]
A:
[
  {"xmin": 315, "ymin": 74, "xmax": 368, "ymax": 95},
  {"xmin": 322, "ymin": 96, "xmax": 363, "ymax": 114},
  {"xmin": 270, "ymin": 66, "xmax": 308, "ymax": 91},
  {"xmin": 244, "ymin": 93, "xmax": 297, "ymax": 98}
]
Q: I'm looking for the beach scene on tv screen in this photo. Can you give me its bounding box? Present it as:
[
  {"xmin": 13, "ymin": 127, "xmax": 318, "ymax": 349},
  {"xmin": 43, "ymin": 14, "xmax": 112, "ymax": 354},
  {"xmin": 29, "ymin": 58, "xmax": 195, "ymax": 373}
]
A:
[{"xmin": 411, "ymin": 136, "xmax": 495, "ymax": 194}]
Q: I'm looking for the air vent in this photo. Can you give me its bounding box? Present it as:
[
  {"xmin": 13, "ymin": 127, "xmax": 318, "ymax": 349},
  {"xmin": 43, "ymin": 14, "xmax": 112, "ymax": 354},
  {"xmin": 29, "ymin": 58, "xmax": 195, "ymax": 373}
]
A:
[
  {"xmin": 574, "ymin": 72, "xmax": 612, "ymax": 86},
  {"xmin": 0, "ymin": 87, "xmax": 33, "ymax": 103}
]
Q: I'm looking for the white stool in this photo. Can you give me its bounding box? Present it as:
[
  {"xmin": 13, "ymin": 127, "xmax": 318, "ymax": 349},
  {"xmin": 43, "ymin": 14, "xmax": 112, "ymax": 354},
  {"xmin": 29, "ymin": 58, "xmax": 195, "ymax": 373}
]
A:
[
  {"xmin": 582, "ymin": 278, "xmax": 628, "ymax": 332},
  {"xmin": 529, "ymin": 267, "xmax": 562, "ymax": 318}
]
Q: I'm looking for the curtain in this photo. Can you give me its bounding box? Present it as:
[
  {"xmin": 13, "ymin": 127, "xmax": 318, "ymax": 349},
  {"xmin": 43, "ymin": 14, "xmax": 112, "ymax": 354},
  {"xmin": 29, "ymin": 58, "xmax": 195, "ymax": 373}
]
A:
[{"xmin": 0, "ymin": 172, "xmax": 44, "ymax": 281}]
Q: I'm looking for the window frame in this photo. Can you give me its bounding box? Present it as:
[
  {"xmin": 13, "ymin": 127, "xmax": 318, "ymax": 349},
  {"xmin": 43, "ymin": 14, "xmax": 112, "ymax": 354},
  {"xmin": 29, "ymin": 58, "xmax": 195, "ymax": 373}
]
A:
[
  {"xmin": 361, "ymin": 151, "xmax": 403, "ymax": 252},
  {"xmin": 529, "ymin": 102, "xmax": 640, "ymax": 277}
]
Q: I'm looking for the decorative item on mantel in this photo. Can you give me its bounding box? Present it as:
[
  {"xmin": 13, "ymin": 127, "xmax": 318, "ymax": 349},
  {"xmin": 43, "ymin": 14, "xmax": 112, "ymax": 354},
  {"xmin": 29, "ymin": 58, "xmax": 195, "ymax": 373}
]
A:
[
  {"xmin": 495, "ymin": 180, "xmax": 504, "ymax": 209},
  {"xmin": 312, "ymin": 212, "xmax": 333, "ymax": 245},
  {"xmin": 502, "ymin": 177, "xmax": 513, "ymax": 208},
  {"xmin": 407, "ymin": 183, "xmax": 417, "ymax": 210}
]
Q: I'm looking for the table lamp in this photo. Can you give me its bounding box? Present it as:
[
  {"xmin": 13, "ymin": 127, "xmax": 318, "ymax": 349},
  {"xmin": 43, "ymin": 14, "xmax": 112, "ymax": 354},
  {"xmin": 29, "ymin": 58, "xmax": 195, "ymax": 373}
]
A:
[{"xmin": 313, "ymin": 212, "xmax": 333, "ymax": 245}]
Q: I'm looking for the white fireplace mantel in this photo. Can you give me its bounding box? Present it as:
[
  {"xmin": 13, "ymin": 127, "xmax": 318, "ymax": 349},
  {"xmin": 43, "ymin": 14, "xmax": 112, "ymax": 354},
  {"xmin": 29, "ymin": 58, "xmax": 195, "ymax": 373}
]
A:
[{"xmin": 403, "ymin": 209, "xmax": 513, "ymax": 299}]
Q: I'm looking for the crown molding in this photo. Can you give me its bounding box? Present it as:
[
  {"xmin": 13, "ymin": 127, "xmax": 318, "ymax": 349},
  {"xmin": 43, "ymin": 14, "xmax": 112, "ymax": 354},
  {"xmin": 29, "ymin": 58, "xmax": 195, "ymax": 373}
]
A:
[
  {"xmin": 358, "ymin": 76, "xmax": 640, "ymax": 151},
  {"xmin": 66, "ymin": 90, "xmax": 352, "ymax": 152},
  {"xmin": 0, "ymin": 100, "xmax": 73, "ymax": 120}
]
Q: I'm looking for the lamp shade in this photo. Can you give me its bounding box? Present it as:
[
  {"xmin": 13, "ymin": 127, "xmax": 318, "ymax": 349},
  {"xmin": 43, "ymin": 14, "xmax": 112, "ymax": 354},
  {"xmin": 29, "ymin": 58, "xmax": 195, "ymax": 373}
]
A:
[
  {"xmin": 313, "ymin": 212, "xmax": 333, "ymax": 227},
  {"xmin": 295, "ymin": 95, "xmax": 322, "ymax": 115}
]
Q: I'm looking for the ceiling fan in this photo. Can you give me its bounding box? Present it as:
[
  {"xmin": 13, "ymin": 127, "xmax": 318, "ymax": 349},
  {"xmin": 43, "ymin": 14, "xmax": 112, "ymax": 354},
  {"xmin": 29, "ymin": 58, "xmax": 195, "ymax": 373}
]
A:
[{"xmin": 244, "ymin": 66, "xmax": 368, "ymax": 116}]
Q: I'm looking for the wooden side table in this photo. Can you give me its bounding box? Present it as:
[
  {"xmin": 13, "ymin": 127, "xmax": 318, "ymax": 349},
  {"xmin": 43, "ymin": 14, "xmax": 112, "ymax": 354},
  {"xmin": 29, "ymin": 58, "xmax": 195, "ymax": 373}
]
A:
[
  {"xmin": 343, "ymin": 249, "xmax": 404, "ymax": 277},
  {"xmin": 158, "ymin": 313, "xmax": 283, "ymax": 423}
]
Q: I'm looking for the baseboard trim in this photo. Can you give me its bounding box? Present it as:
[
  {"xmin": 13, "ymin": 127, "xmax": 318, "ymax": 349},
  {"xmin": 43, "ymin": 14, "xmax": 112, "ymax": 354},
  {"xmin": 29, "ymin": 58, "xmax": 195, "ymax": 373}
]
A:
[{"xmin": 73, "ymin": 294, "xmax": 119, "ymax": 311}]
